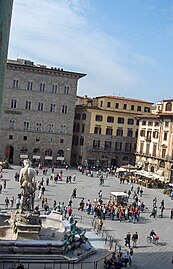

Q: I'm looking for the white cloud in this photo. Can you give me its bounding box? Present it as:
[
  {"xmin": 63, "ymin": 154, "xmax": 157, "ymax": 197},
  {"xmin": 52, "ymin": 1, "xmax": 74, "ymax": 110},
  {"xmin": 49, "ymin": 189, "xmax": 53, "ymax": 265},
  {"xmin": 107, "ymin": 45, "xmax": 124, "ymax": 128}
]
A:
[{"xmin": 9, "ymin": 0, "xmax": 157, "ymax": 99}]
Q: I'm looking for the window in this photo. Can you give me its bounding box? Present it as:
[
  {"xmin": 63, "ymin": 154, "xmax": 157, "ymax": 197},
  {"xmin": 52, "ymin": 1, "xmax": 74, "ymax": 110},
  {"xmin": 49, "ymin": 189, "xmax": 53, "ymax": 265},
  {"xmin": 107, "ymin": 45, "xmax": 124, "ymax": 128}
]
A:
[
  {"xmin": 9, "ymin": 120, "xmax": 15, "ymax": 129},
  {"xmin": 36, "ymin": 123, "xmax": 42, "ymax": 131},
  {"xmin": 125, "ymin": 143, "xmax": 132, "ymax": 152},
  {"xmin": 146, "ymin": 130, "xmax": 152, "ymax": 141},
  {"xmin": 93, "ymin": 139, "xmax": 100, "ymax": 149},
  {"xmin": 165, "ymin": 102, "xmax": 172, "ymax": 111},
  {"xmin": 94, "ymin": 125, "xmax": 101, "ymax": 134},
  {"xmin": 24, "ymin": 121, "xmax": 30, "ymax": 131},
  {"xmin": 116, "ymin": 128, "xmax": 123, "ymax": 136},
  {"xmin": 73, "ymin": 123, "xmax": 80, "ymax": 132},
  {"xmin": 62, "ymin": 104, "xmax": 67, "ymax": 114},
  {"xmin": 13, "ymin": 79, "xmax": 19, "ymax": 88},
  {"xmin": 38, "ymin": 102, "xmax": 44, "ymax": 111},
  {"xmin": 146, "ymin": 143, "xmax": 150, "ymax": 155},
  {"xmin": 140, "ymin": 142, "xmax": 144, "ymax": 154},
  {"xmin": 82, "ymin": 113, "xmax": 86, "ymax": 120},
  {"xmin": 106, "ymin": 127, "xmax": 113, "ymax": 135},
  {"xmin": 9, "ymin": 134, "xmax": 13, "ymax": 140},
  {"xmin": 137, "ymin": 106, "xmax": 141, "ymax": 111},
  {"xmin": 123, "ymin": 104, "xmax": 127, "ymax": 109},
  {"xmin": 50, "ymin": 104, "xmax": 56, "ymax": 112},
  {"xmin": 117, "ymin": 117, "xmax": 124, "ymax": 124},
  {"xmin": 48, "ymin": 137, "xmax": 53, "ymax": 144},
  {"xmin": 27, "ymin": 81, "xmax": 33, "ymax": 90},
  {"xmin": 144, "ymin": 107, "xmax": 150, "ymax": 112},
  {"xmin": 115, "ymin": 103, "xmax": 119, "ymax": 109},
  {"xmin": 52, "ymin": 84, "xmax": 58, "ymax": 93},
  {"xmin": 162, "ymin": 148, "xmax": 166, "ymax": 159},
  {"xmin": 72, "ymin": 135, "xmax": 78, "ymax": 145},
  {"xmin": 60, "ymin": 124, "xmax": 66, "ymax": 134},
  {"xmin": 11, "ymin": 99, "xmax": 17, "ymax": 108},
  {"xmin": 127, "ymin": 128, "xmax": 133, "ymax": 137},
  {"xmin": 152, "ymin": 144, "xmax": 157, "ymax": 157},
  {"xmin": 75, "ymin": 113, "xmax": 81, "ymax": 120},
  {"xmin": 107, "ymin": 116, "xmax": 114, "ymax": 123},
  {"xmin": 100, "ymin": 101, "xmax": 103, "ymax": 107},
  {"xmin": 40, "ymin": 82, "xmax": 46, "ymax": 92},
  {"xmin": 154, "ymin": 122, "xmax": 159, "ymax": 127},
  {"xmin": 45, "ymin": 149, "xmax": 52, "ymax": 156},
  {"xmin": 131, "ymin": 105, "xmax": 134, "ymax": 111},
  {"xmin": 64, "ymin": 85, "xmax": 69, "ymax": 95},
  {"xmin": 25, "ymin": 100, "xmax": 32, "ymax": 110},
  {"xmin": 140, "ymin": 130, "xmax": 145, "ymax": 137},
  {"xmin": 80, "ymin": 137, "xmax": 84, "ymax": 146},
  {"xmin": 136, "ymin": 120, "xmax": 139, "ymax": 126},
  {"xmin": 48, "ymin": 123, "xmax": 54, "ymax": 133},
  {"xmin": 104, "ymin": 141, "xmax": 111, "ymax": 150},
  {"xmin": 107, "ymin": 102, "xmax": 111, "ymax": 108},
  {"xmin": 142, "ymin": 121, "xmax": 146, "ymax": 125},
  {"xmin": 23, "ymin": 136, "xmax": 27, "ymax": 141},
  {"xmin": 127, "ymin": 118, "xmax": 134, "ymax": 125},
  {"xmin": 115, "ymin": 142, "xmax": 122, "ymax": 151},
  {"xmin": 60, "ymin": 139, "xmax": 64, "ymax": 144},
  {"xmin": 165, "ymin": 121, "xmax": 169, "ymax": 127},
  {"xmin": 148, "ymin": 121, "xmax": 153, "ymax": 126},
  {"xmin": 164, "ymin": 132, "xmax": 168, "ymax": 141},
  {"xmin": 95, "ymin": 115, "xmax": 103, "ymax": 121},
  {"xmin": 82, "ymin": 124, "xmax": 85, "ymax": 133},
  {"xmin": 153, "ymin": 130, "xmax": 159, "ymax": 139}
]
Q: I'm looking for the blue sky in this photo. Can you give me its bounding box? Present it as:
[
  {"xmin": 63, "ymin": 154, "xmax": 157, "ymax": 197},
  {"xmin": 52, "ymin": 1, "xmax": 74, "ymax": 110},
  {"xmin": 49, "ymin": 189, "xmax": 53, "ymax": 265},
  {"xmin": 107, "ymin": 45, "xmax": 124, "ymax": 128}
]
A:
[{"xmin": 8, "ymin": 0, "xmax": 173, "ymax": 103}]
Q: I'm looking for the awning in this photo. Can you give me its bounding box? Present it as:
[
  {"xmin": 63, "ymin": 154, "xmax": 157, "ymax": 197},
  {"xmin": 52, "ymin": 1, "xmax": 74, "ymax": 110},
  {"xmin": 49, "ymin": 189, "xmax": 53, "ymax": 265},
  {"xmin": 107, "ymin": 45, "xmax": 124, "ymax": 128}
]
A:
[
  {"xmin": 45, "ymin": 156, "xmax": 53, "ymax": 160},
  {"xmin": 20, "ymin": 154, "xmax": 28, "ymax": 159},
  {"xmin": 33, "ymin": 155, "xmax": 41, "ymax": 160},
  {"xmin": 57, "ymin": 157, "xmax": 64, "ymax": 161},
  {"xmin": 111, "ymin": 192, "xmax": 128, "ymax": 197}
]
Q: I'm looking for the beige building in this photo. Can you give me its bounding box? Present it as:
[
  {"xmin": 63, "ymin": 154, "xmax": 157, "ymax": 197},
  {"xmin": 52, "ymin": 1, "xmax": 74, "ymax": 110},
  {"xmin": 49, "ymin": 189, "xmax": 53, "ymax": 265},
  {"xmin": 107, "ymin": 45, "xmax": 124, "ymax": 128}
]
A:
[
  {"xmin": 72, "ymin": 95, "xmax": 153, "ymax": 168},
  {"xmin": 135, "ymin": 99, "xmax": 173, "ymax": 182},
  {"xmin": 0, "ymin": 58, "xmax": 86, "ymax": 165}
]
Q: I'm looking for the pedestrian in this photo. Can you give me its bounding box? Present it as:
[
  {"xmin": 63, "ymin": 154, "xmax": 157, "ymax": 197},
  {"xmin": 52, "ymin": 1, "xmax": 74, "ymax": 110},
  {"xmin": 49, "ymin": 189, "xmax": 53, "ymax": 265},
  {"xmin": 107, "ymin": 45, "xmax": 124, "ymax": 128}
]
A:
[
  {"xmin": 150, "ymin": 206, "xmax": 157, "ymax": 218},
  {"xmin": 46, "ymin": 177, "xmax": 49, "ymax": 186},
  {"xmin": 78, "ymin": 198, "xmax": 85, "ymax": 211},
  {"xmin": 68, "ymin": 206, "xmax": 72, "ymax": 217},
  {"xmin": 5, "ymin": 196, "xmax": 9, "ymax": 209},
  {"xmin": 171, "ymin": 209, "xmax": 173, "ymax": 219},
  {"xmin": 0, "ymin": 183, "xmax": 2, "ymax": 194},
  {"xmin": 16, "ymin": 196, "xmax": 20, "ymax": 209},
  {"xmin": 10, "ymin": 196, "xmax": 14, "ymax": 208},
  {"xmin": 125, "ymin": 232, "xmax": 131, "ymax": 248},
  {"xmin": 3, "ymin": 179, "xmax": 6, "ymax": 189},
  {"xmin": 72, "ymin": 188, "xmax": 77, "ymax": 198},
  {"xmin": 68, "ymin": 175, "xmax": 72, "ymax": 183},
  {"xmin": 73, "ymin": 174, "xmax": 76, "ymax": 181},
  {"xmin": 132, "ymin": 232, "xmax": 138, "ymax": 248}
]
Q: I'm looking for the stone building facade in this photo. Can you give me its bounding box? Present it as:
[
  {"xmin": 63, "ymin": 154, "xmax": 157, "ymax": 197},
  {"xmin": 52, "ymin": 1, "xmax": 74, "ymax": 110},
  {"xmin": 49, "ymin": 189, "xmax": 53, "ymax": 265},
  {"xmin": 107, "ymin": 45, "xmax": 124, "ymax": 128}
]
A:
[
  {"xmin": 135, "ymin": 99, "xmax": 173, "ymax": 182},
  {"xmin": 72, "ymin": 96, "xmax": 153, "ymax": 168},
  {"xmin": 0, "ymin": 59, "xmax": 86, "ymax": 165}
]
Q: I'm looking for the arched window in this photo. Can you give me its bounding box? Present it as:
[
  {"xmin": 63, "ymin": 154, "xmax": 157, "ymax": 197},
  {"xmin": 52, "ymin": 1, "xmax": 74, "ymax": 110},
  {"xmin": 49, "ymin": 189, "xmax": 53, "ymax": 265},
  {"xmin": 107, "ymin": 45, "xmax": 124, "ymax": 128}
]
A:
[
  {"xmin": 40, "ymin": 82, "xmax": 46, "ymax": 92},
  {"xmin": 33, "ymin": 148, "xmax": 40, "ymax": 154},
  {"xmin": 13, "ymin": 79, "xmax": 19, "ymax": 88},
  {"xmin": 165, "ymin": 102, "xmax": 172, "ymax": 111},
  {"xmin": 11, "ymin": 99, "xmax": 17, "ymax": 108},
  {"xmin": 45, "ymin": 149, "xmax": 52, "ymax": 156},
  {"xmin": 27, "ymin": 81, "xmax": 33, "ymax": 90},
  {"xmin": 9, "ymin": 120, "xmax": 15, "ymax": 129},
  {"xmin": 50, "ymin": 104, "xmax": 56, "ymax": 112},
  {"xmin": 36, "ymin": 123, "xmax": 42, "ymax": 131},
  {"xmin": 57, "ymin": 150, "xmax": 64, "ymax": 157},
  {"xmin": 25, "ymin": 100, "xmax": 32, "ymax": 110},
  {"xmin": 62, "ymin": 104, "xmax": 68, "ymax": 114}
]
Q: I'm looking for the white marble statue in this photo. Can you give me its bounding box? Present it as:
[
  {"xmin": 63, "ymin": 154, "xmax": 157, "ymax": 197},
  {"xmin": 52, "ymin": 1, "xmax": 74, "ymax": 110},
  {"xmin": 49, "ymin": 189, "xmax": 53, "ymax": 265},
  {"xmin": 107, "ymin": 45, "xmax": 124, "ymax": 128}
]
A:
[{"xmin": 19, "ymin": 159, "xmax": 36, "ymax": 212}]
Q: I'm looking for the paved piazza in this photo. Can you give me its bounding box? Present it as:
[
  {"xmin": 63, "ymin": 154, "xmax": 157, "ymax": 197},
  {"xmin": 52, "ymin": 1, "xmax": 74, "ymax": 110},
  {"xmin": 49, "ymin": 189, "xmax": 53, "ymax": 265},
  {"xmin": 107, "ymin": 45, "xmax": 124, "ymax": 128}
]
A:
[{"xmin": 0, "ymin": 165, "xmax": 173, "ymax": 269}]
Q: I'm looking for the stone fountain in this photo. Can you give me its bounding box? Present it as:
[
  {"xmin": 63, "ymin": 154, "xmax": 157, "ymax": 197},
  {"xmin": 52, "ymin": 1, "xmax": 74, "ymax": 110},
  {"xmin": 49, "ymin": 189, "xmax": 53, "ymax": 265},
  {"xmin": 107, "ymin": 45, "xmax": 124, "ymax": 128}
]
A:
[{"xmin": 0, "ymin": 160, "xmax": 95, "ymax": 263}]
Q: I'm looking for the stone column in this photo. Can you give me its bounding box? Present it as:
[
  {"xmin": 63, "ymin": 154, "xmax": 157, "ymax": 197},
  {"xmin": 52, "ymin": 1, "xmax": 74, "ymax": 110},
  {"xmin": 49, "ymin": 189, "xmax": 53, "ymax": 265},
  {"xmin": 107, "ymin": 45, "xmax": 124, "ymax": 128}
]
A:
[{"xmin": 0, "ymin": 0, "xmax": 13, "ymax": 122}]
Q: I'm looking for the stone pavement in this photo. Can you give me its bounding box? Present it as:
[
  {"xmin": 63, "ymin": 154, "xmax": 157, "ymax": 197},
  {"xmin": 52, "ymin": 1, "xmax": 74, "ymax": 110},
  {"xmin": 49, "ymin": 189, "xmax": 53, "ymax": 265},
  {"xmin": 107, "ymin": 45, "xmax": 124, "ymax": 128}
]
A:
[{"xmin": 0, "ymin": 166, "xmax": 173, "ymax": 269}]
